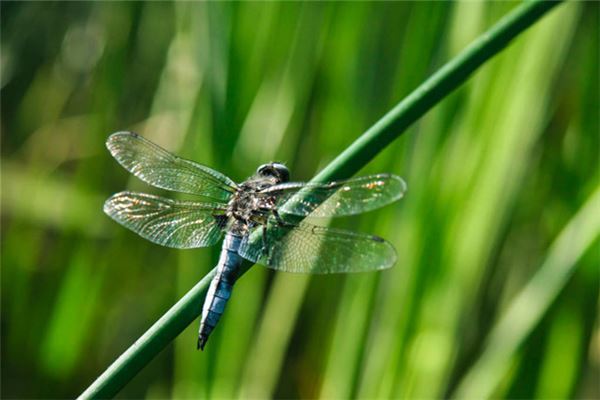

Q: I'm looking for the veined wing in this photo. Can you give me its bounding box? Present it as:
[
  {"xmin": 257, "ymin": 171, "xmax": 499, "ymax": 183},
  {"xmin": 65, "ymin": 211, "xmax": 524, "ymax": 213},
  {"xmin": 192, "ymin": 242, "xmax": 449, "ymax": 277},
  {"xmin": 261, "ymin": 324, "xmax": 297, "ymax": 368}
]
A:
[
  {"xmin": 238, "ymin": 220, "xmax": 396, "ymax": 274},
  {"xmin": 107, "ymin": 131, "xmax": 237, "ymax": 201},
  {"xmin": 259, "ymin": 174, "xmax": 406, "ymax": 218},
  {"xmin": 104, "ymin": 191, "xmax": 226, "ymax": 248}
]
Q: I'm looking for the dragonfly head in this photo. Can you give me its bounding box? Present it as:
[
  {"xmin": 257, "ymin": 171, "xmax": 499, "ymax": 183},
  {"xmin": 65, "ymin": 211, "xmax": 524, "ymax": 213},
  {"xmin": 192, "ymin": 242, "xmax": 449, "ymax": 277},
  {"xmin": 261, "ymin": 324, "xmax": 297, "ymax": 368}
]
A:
[{"xmin": 257, "ymin": 162, "xmax": 290, "ymax": 183}]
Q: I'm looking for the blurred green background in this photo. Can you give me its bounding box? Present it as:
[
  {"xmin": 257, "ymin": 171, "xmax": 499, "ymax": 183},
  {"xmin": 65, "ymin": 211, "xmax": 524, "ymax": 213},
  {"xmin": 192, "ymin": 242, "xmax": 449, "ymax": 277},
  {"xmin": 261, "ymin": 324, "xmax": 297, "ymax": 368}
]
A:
[{"xmin": 1, "ymin": 1, "xmax": 598, "ymax": 399}]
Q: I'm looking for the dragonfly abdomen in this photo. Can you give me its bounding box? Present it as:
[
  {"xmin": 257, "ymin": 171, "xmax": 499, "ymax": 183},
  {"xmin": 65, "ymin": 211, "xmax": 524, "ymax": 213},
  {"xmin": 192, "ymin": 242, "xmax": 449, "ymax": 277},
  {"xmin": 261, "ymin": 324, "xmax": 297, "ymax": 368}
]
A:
[{"xmin": 198, "ymin": 234, "xmax": 242, "ymax": 350}]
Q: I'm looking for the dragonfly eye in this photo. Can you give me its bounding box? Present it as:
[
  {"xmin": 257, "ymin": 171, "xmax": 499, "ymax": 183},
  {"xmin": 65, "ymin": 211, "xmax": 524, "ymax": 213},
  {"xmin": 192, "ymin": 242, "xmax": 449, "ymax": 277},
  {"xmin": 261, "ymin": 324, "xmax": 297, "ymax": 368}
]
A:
[{"xmin": 257, "ymin": 162, "xmax": 290, "ymax": 182}]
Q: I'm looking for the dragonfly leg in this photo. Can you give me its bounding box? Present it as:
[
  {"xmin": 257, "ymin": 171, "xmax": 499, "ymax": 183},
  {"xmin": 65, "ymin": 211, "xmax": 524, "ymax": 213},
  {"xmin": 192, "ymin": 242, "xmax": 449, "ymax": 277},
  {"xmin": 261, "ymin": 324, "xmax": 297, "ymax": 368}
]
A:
[
  {"xmin": 262, "ymin": 224, "xmax": 270, "ymax": 259},
  {"xmin": 213, "ymin": 214, "xmax": 228, "ymax": 229},
  {"xmin": 272, "ymin": 209, "xmax": 295, "ymax": 227},
  {"xmin": 260, "ymin": 224, "xmax": 275, "ymax": 265}
]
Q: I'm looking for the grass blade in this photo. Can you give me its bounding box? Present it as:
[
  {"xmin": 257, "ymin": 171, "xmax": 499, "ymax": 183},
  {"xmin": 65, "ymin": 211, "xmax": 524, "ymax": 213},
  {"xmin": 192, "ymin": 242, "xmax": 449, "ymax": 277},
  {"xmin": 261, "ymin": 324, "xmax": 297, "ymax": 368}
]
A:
[
  {"xmin": 452, "ymin": 186, "xmax": 600, "ymax": 399},
  {"xmin": 314, "ymin": 0, "xmax": 562, "ymax": 183}
]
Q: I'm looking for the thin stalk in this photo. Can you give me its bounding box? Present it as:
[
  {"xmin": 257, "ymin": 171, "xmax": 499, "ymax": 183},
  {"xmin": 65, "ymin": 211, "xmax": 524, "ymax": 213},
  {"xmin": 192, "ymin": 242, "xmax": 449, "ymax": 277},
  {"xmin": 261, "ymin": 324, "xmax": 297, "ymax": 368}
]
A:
[
  {"xmin": 314, "ymin": 0, "xmax": 561, "ymax": 183},
  {"xmin": 79, "ymin": 1, "xmax": 562, "ymax": 398},
  {"xmin": 78, "ymin": 268, "xmax": 217, "ymax": 399}
]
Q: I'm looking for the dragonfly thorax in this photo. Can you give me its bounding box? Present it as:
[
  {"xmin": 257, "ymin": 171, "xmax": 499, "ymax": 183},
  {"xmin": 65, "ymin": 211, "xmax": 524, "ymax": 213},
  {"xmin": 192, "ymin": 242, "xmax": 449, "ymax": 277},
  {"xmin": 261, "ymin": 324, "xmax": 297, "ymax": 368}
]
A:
[
  {"xmin": 226, "ymin": 181, "xmax": 277, "ymax": 234},
  {"xmin": 225, "ymin": 163, "xmax": 289, "ymax": 231}
]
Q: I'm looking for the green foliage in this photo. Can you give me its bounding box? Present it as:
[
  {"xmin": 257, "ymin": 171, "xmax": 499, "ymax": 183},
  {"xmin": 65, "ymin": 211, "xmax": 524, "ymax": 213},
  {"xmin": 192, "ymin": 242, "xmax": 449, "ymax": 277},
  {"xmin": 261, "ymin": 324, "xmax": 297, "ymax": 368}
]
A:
[{"xmin": 1, "ymin": 1, "xmax": 597, "ymax": 399}]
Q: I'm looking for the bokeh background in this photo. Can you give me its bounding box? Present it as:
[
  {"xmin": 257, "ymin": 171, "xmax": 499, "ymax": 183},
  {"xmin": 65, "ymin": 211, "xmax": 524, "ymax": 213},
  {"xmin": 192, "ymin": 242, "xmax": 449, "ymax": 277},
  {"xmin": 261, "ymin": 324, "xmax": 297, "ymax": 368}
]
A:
[{"xmin": 1, "ymin": 2, "xmax": 598, "ymax": 399}]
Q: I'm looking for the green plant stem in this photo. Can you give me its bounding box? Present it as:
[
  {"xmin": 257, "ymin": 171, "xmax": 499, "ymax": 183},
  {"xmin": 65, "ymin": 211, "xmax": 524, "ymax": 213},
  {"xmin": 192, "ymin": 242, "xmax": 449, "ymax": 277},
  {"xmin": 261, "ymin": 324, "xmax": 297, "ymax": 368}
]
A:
[
  {"xmin": 79, "ymin": 1, "xmax": 562, "ymax": 398},
  {"xmin": 78, "ymin": 268, "xmax": 217, "ymax": 399},
  {"xmin": 314, "ymin": 0, "xmax": 561, "ymax": 184}
]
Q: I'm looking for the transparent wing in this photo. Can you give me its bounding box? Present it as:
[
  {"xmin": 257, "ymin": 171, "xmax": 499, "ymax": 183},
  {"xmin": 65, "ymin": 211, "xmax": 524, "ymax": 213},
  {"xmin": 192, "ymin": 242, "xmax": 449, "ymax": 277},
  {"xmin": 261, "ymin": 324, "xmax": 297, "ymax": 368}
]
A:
[
  {"xmin": 238, "ymin": 220, "xmax": 397, "ymax": 274},
  {"xmin": 103, "ymin": 191, "xmax": 225, "ymax": 248},
  {"xmin": 107, "ymin": 131, "xmax": 237, "ymax": 201},
  {"xmin": 259, "ymin": 174, "xmax": 406, "ymax": 218}
]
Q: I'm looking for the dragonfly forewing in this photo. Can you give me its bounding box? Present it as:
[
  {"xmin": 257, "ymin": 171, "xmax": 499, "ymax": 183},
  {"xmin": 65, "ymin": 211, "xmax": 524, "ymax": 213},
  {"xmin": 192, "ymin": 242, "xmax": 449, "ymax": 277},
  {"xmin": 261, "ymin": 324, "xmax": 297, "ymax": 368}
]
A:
[
  {"xmin": 107, "ymin": 132, "xmax": 237, "ymax": 201},
  {"xmin": 261, "ymin": 174, "xmax": 406, "ymax": 218}
]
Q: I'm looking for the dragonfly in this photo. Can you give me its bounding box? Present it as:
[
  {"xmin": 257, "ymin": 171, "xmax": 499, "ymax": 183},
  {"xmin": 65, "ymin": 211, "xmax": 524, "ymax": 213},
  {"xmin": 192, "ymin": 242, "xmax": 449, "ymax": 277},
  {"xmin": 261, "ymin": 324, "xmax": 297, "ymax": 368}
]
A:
[{"xmin": 103, "ymin": 131, "xmax": 407, "ymax": 350}]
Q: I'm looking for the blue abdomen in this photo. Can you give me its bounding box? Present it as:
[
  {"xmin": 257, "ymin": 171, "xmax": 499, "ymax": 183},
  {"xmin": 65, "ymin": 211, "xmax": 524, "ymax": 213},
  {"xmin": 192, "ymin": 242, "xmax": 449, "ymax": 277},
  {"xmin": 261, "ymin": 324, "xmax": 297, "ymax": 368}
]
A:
[{"xmin": 198, "ymin": 234, "xmax": 242, "ymax": 350}]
